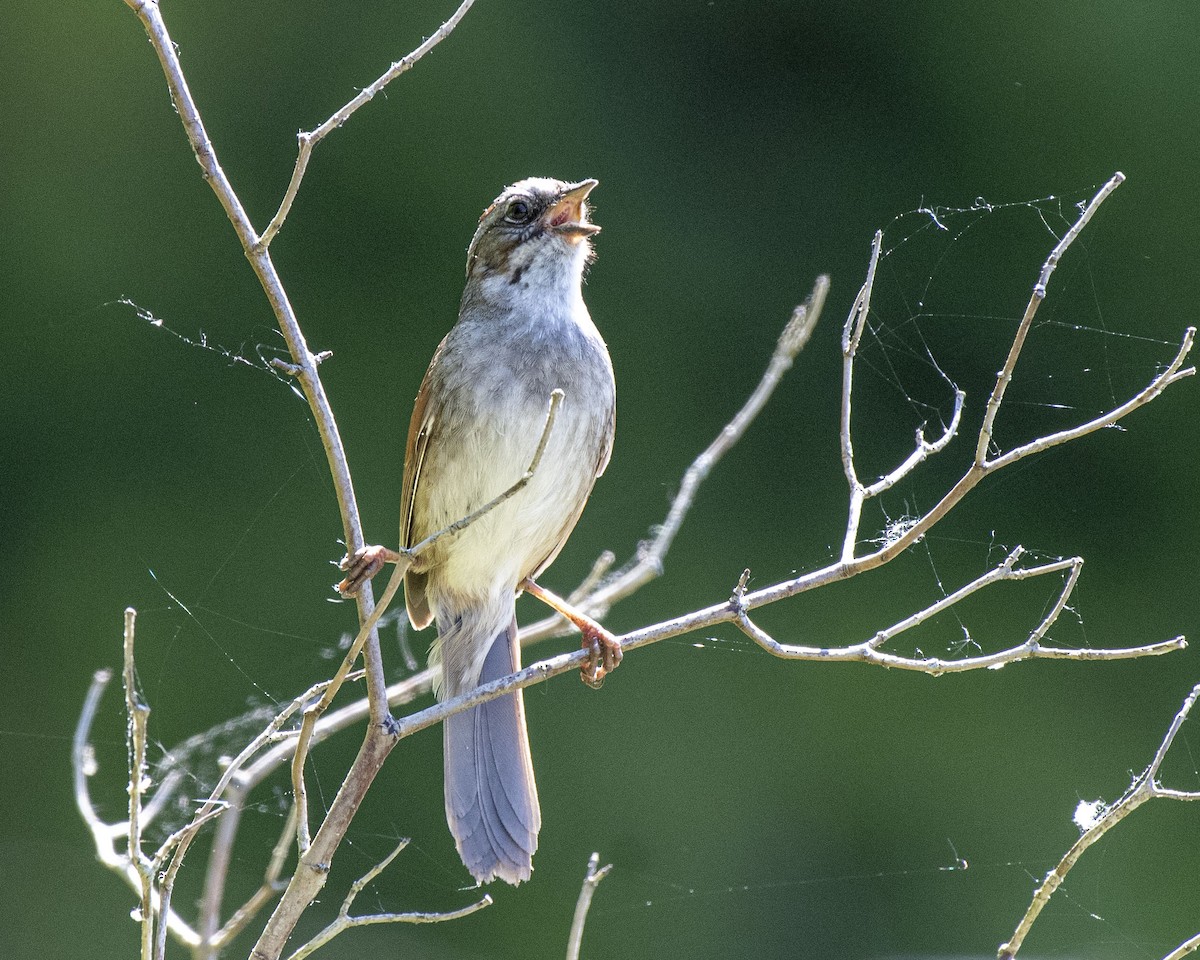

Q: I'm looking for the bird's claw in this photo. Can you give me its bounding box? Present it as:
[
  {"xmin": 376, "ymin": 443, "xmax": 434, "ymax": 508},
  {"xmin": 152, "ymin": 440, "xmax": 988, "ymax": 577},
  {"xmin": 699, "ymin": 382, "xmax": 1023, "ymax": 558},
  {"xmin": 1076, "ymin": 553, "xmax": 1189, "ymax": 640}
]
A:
[
  {"xmin": 335, "ymin": 544, "xmax": 397, "ymax": 597},
  {"xmin": 580, "ymin": 625, "xmax": 622, "ymax": 690}
]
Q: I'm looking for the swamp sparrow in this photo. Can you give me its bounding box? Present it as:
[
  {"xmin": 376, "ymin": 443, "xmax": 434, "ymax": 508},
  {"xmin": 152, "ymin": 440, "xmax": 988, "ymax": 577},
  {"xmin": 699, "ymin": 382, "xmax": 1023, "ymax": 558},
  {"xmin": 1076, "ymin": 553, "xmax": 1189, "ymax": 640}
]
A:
[{"xmin": 396, "ymin": 178, "xmax": 617, "ymax": 884}]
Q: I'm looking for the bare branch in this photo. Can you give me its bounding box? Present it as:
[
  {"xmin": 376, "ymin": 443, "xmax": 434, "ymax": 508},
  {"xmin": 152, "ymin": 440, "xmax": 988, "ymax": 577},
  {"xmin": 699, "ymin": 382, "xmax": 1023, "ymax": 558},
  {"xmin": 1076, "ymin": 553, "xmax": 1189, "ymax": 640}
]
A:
[
  {"xmin": 413, "ymin": 389, "xmax": 565, "ymax": 555},
  {"xmin": 121, "ymin": 608, "xmax": 155, "ymax": 959},
  {"xmin": 728, "ymin": 549, "xmax": 1180, "ymax": 674},
  {"xmin": 985, "ymin": 327, "xmax": 1196, "ymax": 471},
  {"xmin": 839, "ymin": 229, "xmax": 968, "ymax": 560},
  {"xmin": 153, "ymin": 806, "xmax": 227, "ymax": 960},
  {"xmin": 998, "ymin": 681, "xmax": 1200, "ymax": 960},
  {"xmin": 840, "ymin": 232, "xmax": 881, "ymax": 512},
  {"xmin": 862, "ymin": 387, "xmax": 964, "ymax": 500},
  {"xmin": 566, "ymin": 852, "xmax": 612, "ymax": 960},
  {"xmin": 104, "ymin": 669, "xmax": 346, "ymax": 956},
  {"xmin": 259, "ymin": 0, "xmax": 478, "ymax": 246},
  {"xmin": 746, "ymin": 175, "xmax": 1194, "ymax": 610}
]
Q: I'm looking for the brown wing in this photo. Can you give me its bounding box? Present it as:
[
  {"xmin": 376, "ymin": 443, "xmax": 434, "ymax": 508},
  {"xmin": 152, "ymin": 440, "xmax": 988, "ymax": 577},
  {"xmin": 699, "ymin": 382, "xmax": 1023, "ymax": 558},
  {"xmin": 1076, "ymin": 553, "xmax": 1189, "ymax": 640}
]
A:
[{"xmin": 400, "ymin": 351, "xmax": 441, "ymax": 630}]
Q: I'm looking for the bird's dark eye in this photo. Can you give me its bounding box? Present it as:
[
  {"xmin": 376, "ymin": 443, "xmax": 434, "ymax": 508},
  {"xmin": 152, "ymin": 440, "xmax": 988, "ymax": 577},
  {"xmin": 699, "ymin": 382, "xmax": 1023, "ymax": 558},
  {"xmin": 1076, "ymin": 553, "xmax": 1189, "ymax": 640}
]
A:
[{"xmin": 505, "ymin": 198, "xmax": 534, "ymax": 224}]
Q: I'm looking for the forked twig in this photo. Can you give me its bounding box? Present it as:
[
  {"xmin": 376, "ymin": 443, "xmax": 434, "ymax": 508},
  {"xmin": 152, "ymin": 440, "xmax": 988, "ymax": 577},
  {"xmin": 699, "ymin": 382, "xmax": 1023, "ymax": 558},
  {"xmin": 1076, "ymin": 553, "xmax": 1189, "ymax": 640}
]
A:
[
  {"xmin": 840, "ymin": 232, "xmax": 965, "ymax": 561},
  {"xmin": 566, "ymin": 852, "xmax": 612, "ymax": 960},
  {"xmin": 729, "ymin": 548, "xmax": 1181, "ymax": 673},
  {"xmin": 283, "ymin": 840, "xmax": 492, "ymax": 960},
  {"xmin": 259, "ymin": 0, "xmax": 478, "ymax": 247},
  {"xmin": 998, "ymin": 681, "xmax": 1200, "ymax": 960}
]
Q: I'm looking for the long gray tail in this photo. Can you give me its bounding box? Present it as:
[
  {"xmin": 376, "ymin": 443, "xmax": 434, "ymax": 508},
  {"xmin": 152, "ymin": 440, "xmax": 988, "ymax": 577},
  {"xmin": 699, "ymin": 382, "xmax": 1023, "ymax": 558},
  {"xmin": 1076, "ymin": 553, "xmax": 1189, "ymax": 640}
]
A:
[{"xmin": 443, "ymin": 616, "xmax": 540, "ymax": 884}]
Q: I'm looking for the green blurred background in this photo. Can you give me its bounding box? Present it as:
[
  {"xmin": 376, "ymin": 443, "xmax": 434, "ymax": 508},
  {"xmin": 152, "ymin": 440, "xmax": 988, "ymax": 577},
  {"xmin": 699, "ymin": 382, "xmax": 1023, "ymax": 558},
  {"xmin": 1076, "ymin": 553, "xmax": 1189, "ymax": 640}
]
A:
[{"xmin": 4, "ymin": 1, "xmax": 1200, "ymax": 957}]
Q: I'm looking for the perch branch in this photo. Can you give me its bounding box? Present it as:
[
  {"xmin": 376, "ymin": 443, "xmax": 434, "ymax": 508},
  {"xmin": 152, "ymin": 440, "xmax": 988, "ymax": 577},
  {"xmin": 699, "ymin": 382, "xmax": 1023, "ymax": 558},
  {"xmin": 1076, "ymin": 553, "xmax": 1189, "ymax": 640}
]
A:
[
  {"xmin": 159, "ymin": 288, "xmax": 832, "ymax": 844},
  {"xmin": 168, "ymin": 178, "xmax": 1190, "ymax": 949},
  {"xmin": 254, "ymin": 389, "xmax": 562, "ymax": 955},
  {"xmin": 998, "ymin": 681, "xmax": 1200, "ymax": 960}
]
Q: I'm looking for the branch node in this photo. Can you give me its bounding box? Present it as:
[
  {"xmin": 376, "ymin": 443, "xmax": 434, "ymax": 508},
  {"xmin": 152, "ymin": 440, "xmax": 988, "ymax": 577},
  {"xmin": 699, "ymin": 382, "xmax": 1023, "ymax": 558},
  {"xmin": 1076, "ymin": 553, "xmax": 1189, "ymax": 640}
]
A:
[
  {"xmin": 269, "ymin": 358, "xmax": 301, "ymax": 377},
  {"xmin": 730, "ymin": 568, "xmax": 751, "ymax": 611}
]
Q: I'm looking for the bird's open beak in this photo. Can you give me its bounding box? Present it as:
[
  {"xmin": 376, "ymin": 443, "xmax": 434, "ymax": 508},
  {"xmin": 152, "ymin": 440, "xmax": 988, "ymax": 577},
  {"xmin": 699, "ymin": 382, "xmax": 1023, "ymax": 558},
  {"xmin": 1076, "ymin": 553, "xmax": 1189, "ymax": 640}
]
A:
[{"xmin": 547, "ymin": 179, "xmax": 601, "ymax": 241}]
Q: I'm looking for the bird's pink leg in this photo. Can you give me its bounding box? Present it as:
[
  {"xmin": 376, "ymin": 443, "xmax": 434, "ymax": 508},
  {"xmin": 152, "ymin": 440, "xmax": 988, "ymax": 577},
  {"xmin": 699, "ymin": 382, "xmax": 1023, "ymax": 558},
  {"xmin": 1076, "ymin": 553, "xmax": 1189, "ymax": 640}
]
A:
[{"xmin": 521, "ymin": 579, "xmax": 623, "ymax": 689}]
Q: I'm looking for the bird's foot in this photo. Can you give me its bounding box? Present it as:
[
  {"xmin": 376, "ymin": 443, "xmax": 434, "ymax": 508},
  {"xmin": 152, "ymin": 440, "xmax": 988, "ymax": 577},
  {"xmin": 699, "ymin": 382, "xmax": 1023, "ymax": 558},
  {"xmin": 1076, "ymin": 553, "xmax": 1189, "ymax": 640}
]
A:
[
  {"xmin": 580, "ymin": 623, "xmax": 623, "ymax": 690},
  {"xmin": 520, "ymin": 577, "xmax": 623, "ymax": 689},
  {"xmin": 336, "ymin": 544, "xmax": 402, "ymax": 597}
]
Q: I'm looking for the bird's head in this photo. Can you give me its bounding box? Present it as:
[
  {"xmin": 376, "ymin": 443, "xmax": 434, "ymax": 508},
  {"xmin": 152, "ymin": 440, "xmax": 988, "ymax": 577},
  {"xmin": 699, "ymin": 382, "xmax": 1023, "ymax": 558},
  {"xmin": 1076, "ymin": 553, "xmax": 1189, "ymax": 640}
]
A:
[{"xmin": 465, "ymin": 178, "xmax": 600, "ymax": 285}]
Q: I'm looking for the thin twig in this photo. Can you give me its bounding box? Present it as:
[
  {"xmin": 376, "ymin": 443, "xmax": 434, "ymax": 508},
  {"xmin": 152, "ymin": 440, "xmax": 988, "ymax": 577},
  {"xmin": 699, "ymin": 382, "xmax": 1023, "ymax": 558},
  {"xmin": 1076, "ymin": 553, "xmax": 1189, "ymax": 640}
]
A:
[
  {"xmin": 839, "ymin": 233, "xmax": 880, "ymax": 560},
  {"xmin": 282, "ymin": 840, "xmax": 492, "ymax": 960},
  {"xmin": 122, "ymin": 608, "xmax": 155, "ymax": 959},
  {"xmin": 259, "ymin": 0, "xmax": 478, "ymax": 247},
  {"xmin": 1162, "ymin": 930, "xmax": 1200, "ymax": 960},
  {"xmin": 838, "ymin": 229, "xmax": 968, "ymax": 560},
  {"xmin": 998, "ymin": 681, "xmax": 1200, "ymax": 960},
  {"xmin": 566, "ymin": 852, "xmax": 612, "ymax": 960},
  {"xmin": 978, "ymin": 173, "xmax": 1126, "ymax": 464},
  {"xmin": 72, "ymin": 664, "xmax": 202, "ymax": 950},
  {"xmin": 727, "ymin": 549, "xmax": 1170, "ymax": 675},
  {"xmin": 208, "ymin": 806, "xmax": 297, "ymax": 952},
  {"xmin": 153, "ymin": 806, "xmax": 227, "ymax": 960}
]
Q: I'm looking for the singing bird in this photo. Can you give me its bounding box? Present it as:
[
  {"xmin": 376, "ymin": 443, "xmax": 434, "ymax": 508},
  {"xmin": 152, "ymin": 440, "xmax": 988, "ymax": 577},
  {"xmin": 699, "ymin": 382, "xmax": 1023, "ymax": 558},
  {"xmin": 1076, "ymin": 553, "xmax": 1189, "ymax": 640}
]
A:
[{"xmin": 398, "ymin": 178, "xmax": 617, "ymax": 884}]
